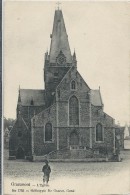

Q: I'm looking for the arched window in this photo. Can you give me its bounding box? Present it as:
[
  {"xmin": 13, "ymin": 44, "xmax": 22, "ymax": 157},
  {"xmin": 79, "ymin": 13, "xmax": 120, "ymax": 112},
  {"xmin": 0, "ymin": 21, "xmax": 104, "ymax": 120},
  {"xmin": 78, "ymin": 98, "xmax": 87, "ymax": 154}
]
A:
[
  {"xmin": 71, "ymin": 80, "xmax": 76, "ymax": 90},
  {"xmin": 69, "ymin": 96, "xmax": 79, "ymax": 125},
  {"xmin": 45, "ymin": 123, "xmax": 52, "ymax": 142},
  {"xmin": 96, "ymin": 123, "xmax": 103, "ymax": 141}
]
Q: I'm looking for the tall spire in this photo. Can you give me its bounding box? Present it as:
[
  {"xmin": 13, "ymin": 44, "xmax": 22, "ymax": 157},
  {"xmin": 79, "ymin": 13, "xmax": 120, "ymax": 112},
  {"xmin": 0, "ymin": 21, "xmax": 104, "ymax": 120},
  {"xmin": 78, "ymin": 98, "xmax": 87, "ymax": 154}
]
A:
[{"xmin": 49, "ymin": 10, "xmax": 72, "ymax": 64}]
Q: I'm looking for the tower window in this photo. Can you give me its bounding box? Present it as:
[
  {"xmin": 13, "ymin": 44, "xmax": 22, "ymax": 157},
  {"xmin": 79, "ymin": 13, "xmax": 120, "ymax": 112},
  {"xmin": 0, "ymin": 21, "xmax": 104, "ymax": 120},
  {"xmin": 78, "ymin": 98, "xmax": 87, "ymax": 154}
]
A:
[
  {"xmin": 96, "ymin": 123, "xmax": 103, "ymax": 142},
  {"xmin": 69, "ymin": 96, "xmax": 79, "ymax": 126},
  {"xmin": 71, "ymin": 80, "xmax": 76, "ymax": 90},
  {"xmin": 45, "ymin": 123, "xmax": 52, "ymax": 142}
]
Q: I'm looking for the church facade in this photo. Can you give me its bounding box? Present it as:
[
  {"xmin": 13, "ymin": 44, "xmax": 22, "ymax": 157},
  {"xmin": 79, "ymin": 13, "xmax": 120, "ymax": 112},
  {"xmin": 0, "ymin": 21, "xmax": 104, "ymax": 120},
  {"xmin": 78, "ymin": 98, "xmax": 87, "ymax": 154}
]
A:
[{"xmin": 9, "ymin": 9, "xmax": 119, "ymax": 161}]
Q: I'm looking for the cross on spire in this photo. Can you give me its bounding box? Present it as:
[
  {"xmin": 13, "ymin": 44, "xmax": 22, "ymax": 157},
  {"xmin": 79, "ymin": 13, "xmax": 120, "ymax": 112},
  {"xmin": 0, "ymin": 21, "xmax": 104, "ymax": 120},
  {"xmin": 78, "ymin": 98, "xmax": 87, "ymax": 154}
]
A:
[{"xmin": 56, "ymin": 1, "xmax": 61, "ymax": 10}]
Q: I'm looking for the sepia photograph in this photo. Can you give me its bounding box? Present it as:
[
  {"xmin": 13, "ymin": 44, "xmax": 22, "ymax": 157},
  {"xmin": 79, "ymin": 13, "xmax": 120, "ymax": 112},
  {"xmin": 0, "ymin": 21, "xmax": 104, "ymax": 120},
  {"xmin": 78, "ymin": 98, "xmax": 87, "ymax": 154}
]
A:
[{"xmin": 3, "ymin": 1, "xmax": 130, "ymax": 195}]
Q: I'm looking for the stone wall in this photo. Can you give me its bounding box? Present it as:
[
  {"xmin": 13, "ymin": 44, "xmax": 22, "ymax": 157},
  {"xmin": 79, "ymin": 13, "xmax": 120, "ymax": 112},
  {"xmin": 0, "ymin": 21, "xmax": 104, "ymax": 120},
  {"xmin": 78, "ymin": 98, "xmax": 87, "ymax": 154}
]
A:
[
  {"xmin": 32, "ymin": 127, "xmax": 56, "ymax": 155},
  {"xmin": 58, "ymin": 127, "xmax": 90, "ymax": 150},
  {"xmin": 57, "ymin": 67, "xmax": 90, "ymax": 127},
  {"xmin": 30, "ymin": 66, "xmax": 115, "ymax": 159},
  {"xmin": 32, "ymin": 104, "xmax": 57, "ymax": 156},
  {"xmin": 91, "ymin": 105, "xmax": 115, "ymax": 154},
  {"xmin": 17, "ymin": 105, "xmax": 45, "ymax": 125},
  {"xmin": 91, "ymin": 105, "xmax": 114, "ymax": 127},
  {"xmin": 92, "ymin": 127, "xmax": 114, "ymax": 154},
  {"xmin": 9, "ymin": 115, "xmax": 30, "ymax": 158}
]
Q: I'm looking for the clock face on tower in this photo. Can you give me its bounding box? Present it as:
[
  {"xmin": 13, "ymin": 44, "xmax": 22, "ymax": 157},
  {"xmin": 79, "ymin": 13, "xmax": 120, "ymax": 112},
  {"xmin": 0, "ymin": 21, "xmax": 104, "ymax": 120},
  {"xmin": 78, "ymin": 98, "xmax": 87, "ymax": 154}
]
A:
[{"xmin": 56, "ymin": 51, "xmax": 66, "ymax": 65}]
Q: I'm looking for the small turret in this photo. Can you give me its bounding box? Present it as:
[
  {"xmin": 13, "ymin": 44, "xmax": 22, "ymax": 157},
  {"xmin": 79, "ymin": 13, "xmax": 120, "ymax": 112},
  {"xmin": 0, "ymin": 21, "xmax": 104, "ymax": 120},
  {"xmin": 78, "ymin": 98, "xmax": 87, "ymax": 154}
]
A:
[
  {"xmin": 45, "ymin": 50, "xmax": 49, "ymax": 62},
  {"xmin": 72, "ymin": 50, "xmax": 77, "ymax": 67}
]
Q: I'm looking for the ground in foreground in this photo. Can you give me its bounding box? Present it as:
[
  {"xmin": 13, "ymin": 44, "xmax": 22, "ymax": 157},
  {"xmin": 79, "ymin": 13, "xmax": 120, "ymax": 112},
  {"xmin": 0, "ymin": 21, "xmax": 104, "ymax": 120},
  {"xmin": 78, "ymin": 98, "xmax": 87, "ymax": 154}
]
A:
[{"xmin": 4, "ymin": 150, "xmax": 130, "ymax": 195}]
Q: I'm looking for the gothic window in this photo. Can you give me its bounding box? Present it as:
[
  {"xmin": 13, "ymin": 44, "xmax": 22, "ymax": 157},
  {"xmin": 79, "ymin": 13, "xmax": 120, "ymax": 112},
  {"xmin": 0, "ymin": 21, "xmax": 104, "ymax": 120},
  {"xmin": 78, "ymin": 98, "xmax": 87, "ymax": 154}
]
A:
[
  {"xmin": 69, "ymin": 96, "xmax": 79, "ymax": 125},
  {"xmin": 71, "ymin": 80, "xmax": 76, "ymax": 90},
  {"xmin": 45, "ymin": 123, "xmax": 52, "ymax": 142},
  {"xmin": 96, "ymin": 123, "xmax": 103, "ymax": 141}
]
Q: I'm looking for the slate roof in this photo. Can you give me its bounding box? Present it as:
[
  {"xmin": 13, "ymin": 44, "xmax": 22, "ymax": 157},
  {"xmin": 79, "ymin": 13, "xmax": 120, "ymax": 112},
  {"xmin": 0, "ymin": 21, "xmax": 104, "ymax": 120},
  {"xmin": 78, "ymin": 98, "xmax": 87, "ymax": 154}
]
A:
[
  {"xmin": 91, "ymin": 90, "xmax": 103, "ymax": 106},
  {"xmin": 19, "ymin": 89, "xmax": 45, "ymax": 106},
  {"xmin": 49, "ymin": 10, "xmax": 72, "ymax": 63}
]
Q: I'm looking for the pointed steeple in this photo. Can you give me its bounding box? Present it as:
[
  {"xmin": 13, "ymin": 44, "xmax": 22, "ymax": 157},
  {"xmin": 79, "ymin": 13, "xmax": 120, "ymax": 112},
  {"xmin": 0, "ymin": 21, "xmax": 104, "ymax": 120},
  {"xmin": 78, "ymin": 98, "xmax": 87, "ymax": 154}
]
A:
[{"xmin": 49, "ymin": 10, "xmax": 72, "ymax": 64}]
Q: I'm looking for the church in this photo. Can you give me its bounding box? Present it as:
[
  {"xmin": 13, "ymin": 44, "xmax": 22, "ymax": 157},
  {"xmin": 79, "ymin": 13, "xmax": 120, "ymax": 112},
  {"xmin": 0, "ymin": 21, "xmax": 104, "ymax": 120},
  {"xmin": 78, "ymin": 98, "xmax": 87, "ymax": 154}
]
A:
[{"xmin": 9, "ymin": 9, "xmax": 120, "ymax": 161}]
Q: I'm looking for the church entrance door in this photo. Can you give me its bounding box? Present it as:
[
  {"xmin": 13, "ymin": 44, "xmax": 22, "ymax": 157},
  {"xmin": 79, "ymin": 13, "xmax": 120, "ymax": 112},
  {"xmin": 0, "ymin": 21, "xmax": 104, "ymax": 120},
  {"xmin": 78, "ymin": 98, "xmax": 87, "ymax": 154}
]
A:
[
  {"xmin": 70, "ymin": 132, "xmax": 79, "ymax": 149},
  {"xmin": 16, "ymin": 147, "xmax": 25, "ymax": 159}
]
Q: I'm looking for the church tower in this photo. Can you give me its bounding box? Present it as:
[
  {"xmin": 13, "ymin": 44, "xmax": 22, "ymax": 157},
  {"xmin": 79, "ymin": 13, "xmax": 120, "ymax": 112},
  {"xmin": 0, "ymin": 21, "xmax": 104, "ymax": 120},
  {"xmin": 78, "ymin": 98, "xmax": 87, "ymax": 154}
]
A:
[{"xmin": 44, "ymin": 9, "xmax": 76, "ymax": 106}]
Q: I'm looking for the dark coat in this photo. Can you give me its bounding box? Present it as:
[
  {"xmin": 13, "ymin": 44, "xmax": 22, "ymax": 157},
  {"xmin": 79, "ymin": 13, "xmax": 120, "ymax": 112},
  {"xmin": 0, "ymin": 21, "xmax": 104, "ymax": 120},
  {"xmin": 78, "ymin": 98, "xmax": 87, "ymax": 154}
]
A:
[{"xmin": 42, "ymin": 164, "xmax": 51, "ymax": 175}]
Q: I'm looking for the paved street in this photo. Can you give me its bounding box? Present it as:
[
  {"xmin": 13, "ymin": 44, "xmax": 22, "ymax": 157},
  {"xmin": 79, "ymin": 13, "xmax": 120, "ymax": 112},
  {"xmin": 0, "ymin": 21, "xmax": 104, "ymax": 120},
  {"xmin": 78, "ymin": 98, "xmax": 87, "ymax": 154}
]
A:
[{"xmin": 4, "ymin": 150, "xmax": 130, "ymax": 195}]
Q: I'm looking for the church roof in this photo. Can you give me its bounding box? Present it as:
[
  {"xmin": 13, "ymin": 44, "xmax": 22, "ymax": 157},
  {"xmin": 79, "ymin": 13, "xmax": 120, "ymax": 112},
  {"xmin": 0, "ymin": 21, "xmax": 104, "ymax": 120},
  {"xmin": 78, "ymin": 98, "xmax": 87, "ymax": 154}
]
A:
[
  {"xmin": 91, "ymin": 90, "xmax": 103, "ymax": 106},
  {"xmin": 49, "ymin": 10, "xmax": 72, "ymax": 63},
  {"xmin": 19, "ymin": 89, "xmax": 45, "ymax": 106}
]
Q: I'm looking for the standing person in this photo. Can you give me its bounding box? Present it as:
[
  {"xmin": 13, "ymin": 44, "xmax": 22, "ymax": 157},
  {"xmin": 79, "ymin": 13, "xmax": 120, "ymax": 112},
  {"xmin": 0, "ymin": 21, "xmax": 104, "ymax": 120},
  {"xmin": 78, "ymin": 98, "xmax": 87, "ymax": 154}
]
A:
[{"xmin": 42, "ymin": 160, "xmax": 51, "ymax": 186}]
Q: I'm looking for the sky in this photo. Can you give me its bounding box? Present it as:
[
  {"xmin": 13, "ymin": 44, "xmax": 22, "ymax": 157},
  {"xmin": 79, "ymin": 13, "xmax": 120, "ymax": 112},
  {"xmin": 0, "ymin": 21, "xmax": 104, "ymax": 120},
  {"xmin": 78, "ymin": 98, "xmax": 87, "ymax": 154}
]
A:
[{"xmin": 3, "ymin": 1, "xmax": 130, "ymax": 126}]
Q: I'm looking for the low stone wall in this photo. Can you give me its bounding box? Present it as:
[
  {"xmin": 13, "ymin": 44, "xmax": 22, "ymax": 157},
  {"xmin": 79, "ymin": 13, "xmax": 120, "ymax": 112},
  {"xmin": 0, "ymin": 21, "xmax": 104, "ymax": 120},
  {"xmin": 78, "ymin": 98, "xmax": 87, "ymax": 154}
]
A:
[
  {"xmin": 32, "ymin": 148, "xmax": 114, "ymax": 162},
  {"xmin": 32, "ymin": 155, "xmax": 107, "ymax": 162}
]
